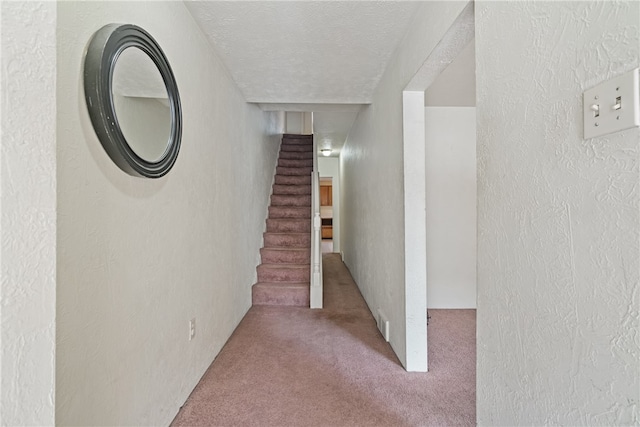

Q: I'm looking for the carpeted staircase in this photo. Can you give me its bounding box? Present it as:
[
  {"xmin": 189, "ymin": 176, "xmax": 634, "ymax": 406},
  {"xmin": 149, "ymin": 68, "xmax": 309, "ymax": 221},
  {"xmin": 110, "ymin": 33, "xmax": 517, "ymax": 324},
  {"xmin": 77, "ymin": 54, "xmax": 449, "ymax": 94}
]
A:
[{"xmin": 252, "ymin": 134, "xmax": 313, "ymax": 306}]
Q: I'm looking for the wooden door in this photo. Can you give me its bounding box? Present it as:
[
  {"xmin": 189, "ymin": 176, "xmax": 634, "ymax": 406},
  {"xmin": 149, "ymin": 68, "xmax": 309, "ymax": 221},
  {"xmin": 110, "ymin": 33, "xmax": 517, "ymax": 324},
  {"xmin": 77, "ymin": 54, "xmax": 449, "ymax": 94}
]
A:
[{"xmin": 320, "ymin": 185, "xmax": 332, "ymax": 206}]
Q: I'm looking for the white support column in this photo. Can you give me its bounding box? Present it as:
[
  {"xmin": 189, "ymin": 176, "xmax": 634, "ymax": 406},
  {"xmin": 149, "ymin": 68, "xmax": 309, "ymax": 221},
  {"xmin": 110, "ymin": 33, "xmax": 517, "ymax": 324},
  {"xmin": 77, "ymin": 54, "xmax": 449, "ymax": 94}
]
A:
[{"xmin": 402, "ymin": 90, "xmax": 428, "ymax": 372}]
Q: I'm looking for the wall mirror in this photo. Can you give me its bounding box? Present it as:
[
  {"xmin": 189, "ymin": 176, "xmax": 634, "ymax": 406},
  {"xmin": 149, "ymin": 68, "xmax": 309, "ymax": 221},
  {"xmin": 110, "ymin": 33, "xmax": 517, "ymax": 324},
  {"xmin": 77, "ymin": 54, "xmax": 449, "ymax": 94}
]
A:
[{"xmin": 84, "ymin": 24, "xmax": 182, "ymax": 178}]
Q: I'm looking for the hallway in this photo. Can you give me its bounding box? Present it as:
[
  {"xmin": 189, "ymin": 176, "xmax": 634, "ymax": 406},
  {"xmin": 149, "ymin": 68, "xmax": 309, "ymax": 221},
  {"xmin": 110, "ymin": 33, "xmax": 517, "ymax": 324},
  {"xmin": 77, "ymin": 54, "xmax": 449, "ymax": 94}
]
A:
[{"xmin": 171, "ymin": 254, "xmax": 476, "ymax": 426}]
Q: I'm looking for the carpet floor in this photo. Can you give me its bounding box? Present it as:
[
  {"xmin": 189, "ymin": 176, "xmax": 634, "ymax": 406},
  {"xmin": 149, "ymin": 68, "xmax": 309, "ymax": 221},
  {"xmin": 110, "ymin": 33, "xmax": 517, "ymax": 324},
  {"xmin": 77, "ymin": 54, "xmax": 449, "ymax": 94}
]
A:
[{"xmin": 171, "ymin": 253, "xmax": 476, "ymax": 426}]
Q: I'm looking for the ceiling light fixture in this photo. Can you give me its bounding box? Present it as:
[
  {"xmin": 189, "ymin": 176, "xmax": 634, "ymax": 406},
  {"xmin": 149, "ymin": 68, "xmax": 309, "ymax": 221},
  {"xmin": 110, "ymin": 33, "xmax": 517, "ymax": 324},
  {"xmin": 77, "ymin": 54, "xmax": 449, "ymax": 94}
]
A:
[{"xmin": 320, "ymin": 148, "xmax": 332, "ymax": 157}]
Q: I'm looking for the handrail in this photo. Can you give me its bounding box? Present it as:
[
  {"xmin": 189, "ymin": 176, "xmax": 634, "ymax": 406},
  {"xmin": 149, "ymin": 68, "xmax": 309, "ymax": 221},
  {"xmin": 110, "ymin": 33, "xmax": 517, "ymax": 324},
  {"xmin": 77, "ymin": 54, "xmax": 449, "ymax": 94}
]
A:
[{"xmin": 310, "ymin": 133, "xmax": 323, "ymax": 308}]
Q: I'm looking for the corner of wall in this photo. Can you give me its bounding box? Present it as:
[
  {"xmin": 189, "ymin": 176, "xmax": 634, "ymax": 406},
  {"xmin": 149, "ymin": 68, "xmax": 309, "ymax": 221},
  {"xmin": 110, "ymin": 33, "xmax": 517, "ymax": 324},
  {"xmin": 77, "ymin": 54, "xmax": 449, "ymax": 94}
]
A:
[{"xmin": 1, "ymin": 2, "xmax": 57, "ymax": 426}]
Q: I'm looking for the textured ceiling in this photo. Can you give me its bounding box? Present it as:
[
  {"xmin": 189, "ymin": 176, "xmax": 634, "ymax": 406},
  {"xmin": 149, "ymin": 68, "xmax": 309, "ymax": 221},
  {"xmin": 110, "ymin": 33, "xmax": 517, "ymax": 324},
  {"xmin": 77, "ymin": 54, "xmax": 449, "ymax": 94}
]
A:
[{"xmin": 184, "ymin": 1, "xmax": 420, "ymax": 105}]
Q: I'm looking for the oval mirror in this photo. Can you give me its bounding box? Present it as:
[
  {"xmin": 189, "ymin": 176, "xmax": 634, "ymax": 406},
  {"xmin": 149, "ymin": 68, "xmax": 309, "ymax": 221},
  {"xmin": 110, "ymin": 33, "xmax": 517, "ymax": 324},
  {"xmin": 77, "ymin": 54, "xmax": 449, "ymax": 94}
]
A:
[
  {"xmin": 84, "ymin": 24, "xmax": 182, "ymax": 178},
  {"xmin": 112, "ymin": 47, "xmax": 171, "ymax": 163}
]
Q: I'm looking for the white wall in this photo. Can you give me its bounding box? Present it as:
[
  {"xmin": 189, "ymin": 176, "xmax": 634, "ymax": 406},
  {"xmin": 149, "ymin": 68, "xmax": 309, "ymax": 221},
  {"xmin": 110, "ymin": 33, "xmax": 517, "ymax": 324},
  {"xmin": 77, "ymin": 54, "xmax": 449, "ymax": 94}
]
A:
[
  {"xmin": 303, "ymin": 112, "xmax": 313, "ymax": 135},
  {"xmin": 285, "ymin": 111, "xmax": 312, "ymax": 134},
  {"xmin": 424, "ymin": 40, "xmax": 476, "ymax": 107},
  {"xmin": 0, "ymin": 2, "xmax": 57, "ymax": 426},
  {"xmin": 286, "ymin": 112, "xmax": 303, "ymax": 134},
  {"xmin": 476, "ymin": 1, "xmax": 639, "ymax": 424},
  {"xmin": 318, "ymin": 157, "xmax": 340, "ymax": 253},
  {"xmin": 56, "ymin": 2, "xmax": 280, "ymax": 425},
  {"xmin": 425, "ymin": 107, "xmax": 476, "ymax": 309},
  {"xmin": 341, "ymin": 1, "xmax": 469, "ymax": 368}
]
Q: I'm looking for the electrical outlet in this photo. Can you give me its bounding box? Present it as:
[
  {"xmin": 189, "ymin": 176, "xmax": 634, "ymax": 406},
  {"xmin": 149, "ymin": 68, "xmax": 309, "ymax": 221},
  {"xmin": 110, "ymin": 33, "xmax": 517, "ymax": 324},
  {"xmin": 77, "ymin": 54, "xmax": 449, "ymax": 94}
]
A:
[
  {"xmin": 376, "ymin": 308, "xmax": 390, "ymax": 342},
  {"xmin": 583, "ymin": 68, "xmax": 639, "ymax": 139},
  {"xmin": 189, "ymin": 318, "xmax": 196, "ymax": 341}
]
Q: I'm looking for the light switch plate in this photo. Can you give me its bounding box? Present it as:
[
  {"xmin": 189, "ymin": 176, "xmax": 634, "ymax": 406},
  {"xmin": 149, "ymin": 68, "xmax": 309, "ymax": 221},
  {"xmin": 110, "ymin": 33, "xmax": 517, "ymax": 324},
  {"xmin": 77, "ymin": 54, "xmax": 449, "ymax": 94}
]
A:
[{"xmin": 583, "ymin": 68, "xmax": 639, "ymax": 139}]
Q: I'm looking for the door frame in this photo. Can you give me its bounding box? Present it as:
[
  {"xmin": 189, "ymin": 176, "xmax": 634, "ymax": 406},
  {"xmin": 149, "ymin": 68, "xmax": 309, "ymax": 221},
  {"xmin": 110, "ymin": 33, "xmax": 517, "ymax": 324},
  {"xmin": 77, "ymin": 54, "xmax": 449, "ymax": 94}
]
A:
[{"xmin": 401, "ymin": 1, "xmax": 475, "ymax": 372}]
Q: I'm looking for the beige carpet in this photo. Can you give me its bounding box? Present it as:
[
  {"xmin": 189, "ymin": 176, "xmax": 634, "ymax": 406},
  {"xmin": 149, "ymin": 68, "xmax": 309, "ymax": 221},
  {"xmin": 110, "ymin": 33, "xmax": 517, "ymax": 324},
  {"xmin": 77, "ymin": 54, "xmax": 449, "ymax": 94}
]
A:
[{"xmin": 171, "ymin": 253, "xmax": 476, "ymax": 426}]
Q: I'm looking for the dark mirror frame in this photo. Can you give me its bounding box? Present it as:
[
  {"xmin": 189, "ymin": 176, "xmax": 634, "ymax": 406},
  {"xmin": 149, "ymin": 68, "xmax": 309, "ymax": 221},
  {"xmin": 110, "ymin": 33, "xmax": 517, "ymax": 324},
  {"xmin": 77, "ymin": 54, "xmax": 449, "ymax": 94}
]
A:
[{"xmin": 84, "ymin": 24, "xmax": 182, "ymax": 178}]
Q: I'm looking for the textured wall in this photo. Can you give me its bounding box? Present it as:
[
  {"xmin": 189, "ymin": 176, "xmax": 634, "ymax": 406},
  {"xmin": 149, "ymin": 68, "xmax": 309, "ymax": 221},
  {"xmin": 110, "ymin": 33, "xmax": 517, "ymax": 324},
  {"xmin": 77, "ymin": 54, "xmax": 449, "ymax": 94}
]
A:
[
  {"xmin": 476, "ymin": 1, "xmax": 639, "ymax": 424},
  {"xmin": 56, "ymin": 2, "xmax": 279, "ymax": 425},
  {"xmin": 425, "ymin": 107, "xmax": 476, "ymax": 309},
  {"xmin": 341, "ymin": 1, "xmax": 469, "ymax": 368},
  {"xmin": 0, "ymin": 2, "xmax": 57, "ymax": 426}
]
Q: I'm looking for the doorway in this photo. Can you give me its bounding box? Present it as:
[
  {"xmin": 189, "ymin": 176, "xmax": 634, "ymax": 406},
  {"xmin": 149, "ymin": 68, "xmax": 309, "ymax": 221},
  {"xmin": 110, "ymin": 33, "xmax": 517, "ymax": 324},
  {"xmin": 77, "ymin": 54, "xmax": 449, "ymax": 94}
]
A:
[
  {"xmin": 401, "ymin": 1, "xmax": 474, "ymax": 372},
  {"xmin": 424, "ymin": 40, "xmax": 477, "ymax": 309},
  {"xmin": 320, "ymin": 177, "xmax": 333, "ymax": 253}
]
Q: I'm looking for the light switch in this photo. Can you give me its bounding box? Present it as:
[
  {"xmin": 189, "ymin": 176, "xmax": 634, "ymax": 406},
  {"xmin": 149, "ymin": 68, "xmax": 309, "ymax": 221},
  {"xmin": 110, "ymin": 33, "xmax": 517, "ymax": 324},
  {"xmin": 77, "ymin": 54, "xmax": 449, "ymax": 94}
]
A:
[{"xmin": 583, "ymin": 68, "xmax": 639, "ymax": 139}]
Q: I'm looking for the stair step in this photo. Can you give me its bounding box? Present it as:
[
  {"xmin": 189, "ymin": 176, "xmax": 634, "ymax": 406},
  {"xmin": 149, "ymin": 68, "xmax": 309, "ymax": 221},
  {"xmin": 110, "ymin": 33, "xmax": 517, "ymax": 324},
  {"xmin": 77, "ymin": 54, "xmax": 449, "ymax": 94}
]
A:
[
  {"xmin": 264, "ymin": 232, "xmax": 310, "ymax": 248},
  {"xmin": 282, "ymin": 139, "xmax": 313, "ymax": 146},
  {"xmin": 279, "ymin": 150, "xmax": 313, "ymax": 160},
  {"xmin": 273, "ymin": 184, "xmax": 311, "ymax": 195},
  {"xmin": 257, "ymin": 264, "xmax": 310, "ymax": 283},
  {"xmin": 271, "ymin": 194, "xmax": 311, "ymax": 207},
  {"xmin": 278, "ymin": 158, "xmax": 313, "ymax": 168},
  {"xmin": 280, "ymin": 144, "xmax": 313, "ymax": 153},
  {"xmin": 266, "ymin": 218, "xmax": 310, "ymax": 233},
  {"xmin": 283, "ymin": 134, "xmax": 313, "ymax": 140},
  {"xmin": 268, "ymin": 206, "xmax": 310, "ymax": 219},
  {"xmin": 252, "ymin": 282, "xmax": 310, "ymax": 306},
  {"xmin": 261, "ymin": 247, "xmax": 310, "ymax": 264},
  {"xmin": 275, "ymin": 174, "xmax": 311, "ymax": 185},
  {"xmin": 276, "ymin": 166, "xmax": 312, "ymax": 176},
  {"xmin": 251, "ymin": 133, "xmax": 315, "ymax": 308}
]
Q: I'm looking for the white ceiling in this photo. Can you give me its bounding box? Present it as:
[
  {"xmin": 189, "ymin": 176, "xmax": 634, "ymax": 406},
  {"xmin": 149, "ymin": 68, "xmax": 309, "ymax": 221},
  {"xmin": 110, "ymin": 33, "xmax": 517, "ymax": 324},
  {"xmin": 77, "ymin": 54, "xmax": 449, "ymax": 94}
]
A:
[
  {"xmin": 184, "ymin": 1, "xmax": 420, "ymax": 105},
  {"xmin": 183, "ymin": 1, "xmax": 423, "ymax": 155}
]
